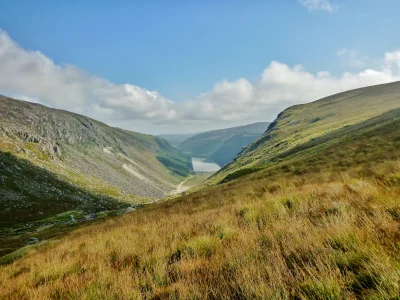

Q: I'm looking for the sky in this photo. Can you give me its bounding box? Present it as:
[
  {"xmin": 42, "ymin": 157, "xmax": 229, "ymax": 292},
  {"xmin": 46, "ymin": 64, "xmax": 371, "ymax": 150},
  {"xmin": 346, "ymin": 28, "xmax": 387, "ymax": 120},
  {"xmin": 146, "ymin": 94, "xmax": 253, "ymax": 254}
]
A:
[{"xmin": 0, "ymin": 0, "xmax": 400, "ymax": 134}]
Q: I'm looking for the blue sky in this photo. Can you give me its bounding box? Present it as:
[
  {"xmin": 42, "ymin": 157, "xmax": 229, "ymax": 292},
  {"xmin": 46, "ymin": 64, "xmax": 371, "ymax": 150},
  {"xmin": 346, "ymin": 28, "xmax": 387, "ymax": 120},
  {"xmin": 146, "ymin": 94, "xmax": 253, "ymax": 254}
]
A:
[{"xmin": 0, "ymin": 0, "xmax": 400, "ymax": 133}]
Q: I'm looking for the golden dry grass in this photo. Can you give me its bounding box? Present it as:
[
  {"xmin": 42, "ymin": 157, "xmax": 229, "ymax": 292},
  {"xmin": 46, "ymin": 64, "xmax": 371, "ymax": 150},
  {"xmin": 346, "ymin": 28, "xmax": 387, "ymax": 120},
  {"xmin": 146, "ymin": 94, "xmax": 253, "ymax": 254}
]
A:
[{"xmin": 0, "ymin": 159, "xmax": 399, "ymax": 299}]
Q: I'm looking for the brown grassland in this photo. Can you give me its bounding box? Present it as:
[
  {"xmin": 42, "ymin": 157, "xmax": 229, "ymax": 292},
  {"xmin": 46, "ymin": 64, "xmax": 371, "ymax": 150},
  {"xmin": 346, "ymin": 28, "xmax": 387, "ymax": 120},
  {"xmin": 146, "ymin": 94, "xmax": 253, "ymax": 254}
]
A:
[{"xmin": 0, "ymin": 110, "xmax": 400, "ymax": 299}]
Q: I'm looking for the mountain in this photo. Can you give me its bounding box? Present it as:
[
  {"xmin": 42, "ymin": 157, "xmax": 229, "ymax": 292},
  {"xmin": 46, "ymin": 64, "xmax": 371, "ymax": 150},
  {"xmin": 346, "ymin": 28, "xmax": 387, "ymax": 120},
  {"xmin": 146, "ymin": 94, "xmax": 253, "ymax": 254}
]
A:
[
  {"xmin": 178, "ymin": 122, "xmax": 271, "ymax": 166},
  {"xmin": 1, "ymin": 82, "xmax": 399, "ymax": 299},
  {"xmin": 157, "ymin": 133, "xmax": 198, "ymax": 147},
  {"xmin": 209, "ymin": 133, "xmax": 264, "ymax": 166},
  {"xmin": 0, "ymin": 95, "xmax": 192, "ymax": 233},
  {"xmin": 211, "ymin": 81, "xmax": 400, "ymax": 183}
]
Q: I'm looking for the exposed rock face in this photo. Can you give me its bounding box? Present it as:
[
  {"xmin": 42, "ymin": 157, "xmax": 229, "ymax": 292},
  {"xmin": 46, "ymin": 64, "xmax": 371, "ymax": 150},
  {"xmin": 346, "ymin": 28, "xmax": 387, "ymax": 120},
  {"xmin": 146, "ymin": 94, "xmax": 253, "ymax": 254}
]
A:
[{"xmin": 0, "ymin": 95, "xmax": 189, "ymax": 199}]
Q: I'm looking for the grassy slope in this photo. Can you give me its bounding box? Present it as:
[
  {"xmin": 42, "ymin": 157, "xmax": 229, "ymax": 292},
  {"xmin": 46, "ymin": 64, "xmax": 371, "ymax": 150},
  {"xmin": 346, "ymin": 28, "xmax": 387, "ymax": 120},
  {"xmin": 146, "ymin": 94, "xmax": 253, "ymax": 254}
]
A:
[
  {"xmin": 0, "ymin": 139, "xmax": 146, "ymax": 256},
  {"xmin": 0, "ymin": 151, "xmax": 124, "ymax": 229},
  {"xmin": 211, "ymin": 81, "xmax": 400, "ymax": 183},
  {"xmin": 0, "ymin": 88, "xmax": 400, "ymax": 299},
  {"xmin": 178, "ymin": 122, "xmax": 270, "ymax": 160},
  {"xmin": 221, "ymin": 108, "xmax": 400, "ymax": 183},
  {"xmin": 184, "ymin": 173, "xmax": 211, "ymax": 187},
  {"xmin": 155, "ymin": 138, "xmax": 193, "ymax": 177}
]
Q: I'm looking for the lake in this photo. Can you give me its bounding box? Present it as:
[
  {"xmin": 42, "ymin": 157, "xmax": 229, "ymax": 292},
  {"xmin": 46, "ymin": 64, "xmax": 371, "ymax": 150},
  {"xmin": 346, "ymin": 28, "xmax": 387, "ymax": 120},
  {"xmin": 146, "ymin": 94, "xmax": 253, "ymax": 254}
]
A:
[{"xmin": 192, "ymin": 157, "xmax": 221, "ymax": 173}]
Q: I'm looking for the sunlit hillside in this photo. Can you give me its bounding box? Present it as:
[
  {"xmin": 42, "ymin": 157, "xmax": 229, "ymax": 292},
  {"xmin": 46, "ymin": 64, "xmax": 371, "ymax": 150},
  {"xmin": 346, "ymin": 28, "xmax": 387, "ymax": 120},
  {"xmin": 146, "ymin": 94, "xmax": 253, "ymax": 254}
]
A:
[{"xmin": 211, "ymin": 82, "xmax": 400, "ymax": 184}]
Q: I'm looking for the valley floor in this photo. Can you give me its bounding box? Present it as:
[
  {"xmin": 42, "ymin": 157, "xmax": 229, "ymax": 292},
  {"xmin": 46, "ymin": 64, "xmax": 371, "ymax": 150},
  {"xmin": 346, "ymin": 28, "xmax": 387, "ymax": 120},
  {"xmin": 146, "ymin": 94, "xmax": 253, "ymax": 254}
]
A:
[
  {"xmin": 169, "ymin": 175, "xmax": 192, "ymax": 196},
  {"xmin": 168, "ymin": 173, "xmax": 213, "ymax": 196}
]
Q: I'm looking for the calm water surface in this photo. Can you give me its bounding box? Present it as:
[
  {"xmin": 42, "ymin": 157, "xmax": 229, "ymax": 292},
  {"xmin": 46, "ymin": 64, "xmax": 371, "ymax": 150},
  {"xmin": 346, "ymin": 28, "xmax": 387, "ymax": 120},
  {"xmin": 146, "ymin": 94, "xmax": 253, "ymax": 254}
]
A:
[{"xmin": 192, "ymin": 157, "xmax": 221, "ymax": 173}]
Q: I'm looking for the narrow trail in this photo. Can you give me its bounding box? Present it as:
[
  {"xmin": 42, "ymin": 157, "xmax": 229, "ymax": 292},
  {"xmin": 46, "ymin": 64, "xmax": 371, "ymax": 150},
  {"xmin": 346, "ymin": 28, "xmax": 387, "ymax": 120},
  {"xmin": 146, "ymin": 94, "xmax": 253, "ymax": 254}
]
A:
[
  {"xmin": 169, "ymin": 175, "xmax": 192, "ymax": 196},
  {"xmin": 143, "ymin": 175, "xmax": 193, "ymax": 205}
]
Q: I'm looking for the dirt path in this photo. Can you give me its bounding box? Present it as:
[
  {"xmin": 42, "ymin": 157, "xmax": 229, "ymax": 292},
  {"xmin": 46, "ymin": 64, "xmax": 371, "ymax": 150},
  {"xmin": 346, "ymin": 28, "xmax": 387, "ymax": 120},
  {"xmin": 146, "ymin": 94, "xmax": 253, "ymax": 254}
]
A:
[{"xmin": 169, "ymin": 175, "xmax": 192, "ymax": 195}]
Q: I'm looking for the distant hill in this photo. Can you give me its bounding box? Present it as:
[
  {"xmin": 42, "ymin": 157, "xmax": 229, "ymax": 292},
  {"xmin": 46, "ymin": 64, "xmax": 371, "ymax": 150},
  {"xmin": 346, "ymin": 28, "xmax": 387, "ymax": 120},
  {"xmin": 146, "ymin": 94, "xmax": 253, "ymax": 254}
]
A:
[
  {"xmin": 0, "ymin": 95, "xmax": 192, "ymax": 232},
  {"xmin": 157, "ymin": 133, "xmax": 198, "ymax": 147},
  {"xmin": 209, "ymin": 133, "xmax": 261, "ymax": 166},
  {"xmin": 178, "ymin": 122, "xmax": 271, "ymax": 166}
]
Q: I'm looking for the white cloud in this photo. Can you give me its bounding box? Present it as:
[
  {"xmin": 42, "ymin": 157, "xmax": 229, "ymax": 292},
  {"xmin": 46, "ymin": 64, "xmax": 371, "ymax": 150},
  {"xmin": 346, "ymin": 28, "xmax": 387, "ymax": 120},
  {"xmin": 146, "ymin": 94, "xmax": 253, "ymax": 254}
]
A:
[
  {"xmin": 385, "ymin": 51, "xmax": 400, "ymax": 71},
  {"xmin": 336, "ymin": 48, "xmax": 366, "ymax": 68},
  {"xmin": 11, "ymin": 94, "xmax": 40, "ymax": 103},
  {"xmin": 0, "ymin": 29, "xmax": 177, "ymax": 122},
  {"xmin": 181, "ymin": 58, "xmax": 399, "ymax": 126},
  {"xmin": 0, "ymin": 29, "xmax": 400, "ymax": 134},
  {"xmin": 298, "ymin": 0, "xmax": 338, "ymax": 12}
]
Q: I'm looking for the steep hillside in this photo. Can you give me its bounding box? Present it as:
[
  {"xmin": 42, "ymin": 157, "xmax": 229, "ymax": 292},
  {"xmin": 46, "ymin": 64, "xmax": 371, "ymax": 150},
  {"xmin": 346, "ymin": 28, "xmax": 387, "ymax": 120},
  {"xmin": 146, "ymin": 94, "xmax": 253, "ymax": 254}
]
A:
[
  {"xmin": 1, "ymin": 88, "xmax": 399, "ymax": 299},
  {"xmin": 212, "ymin": 81, "xmax": 400, "ymax": 183},
  {"xmin": 157, "ymin": 133, "xmax": 198, "ymax": 147},
  {"xmin": 178, "ymin": 122, "xmax": 271, "ymax": 165},
  {"xmin": 209, "ymin": 133, "xmax": 262, "ymax": 166},
  {"xmin": 0, "ymin": 95, "xmax": 192, "ymax": 232}
]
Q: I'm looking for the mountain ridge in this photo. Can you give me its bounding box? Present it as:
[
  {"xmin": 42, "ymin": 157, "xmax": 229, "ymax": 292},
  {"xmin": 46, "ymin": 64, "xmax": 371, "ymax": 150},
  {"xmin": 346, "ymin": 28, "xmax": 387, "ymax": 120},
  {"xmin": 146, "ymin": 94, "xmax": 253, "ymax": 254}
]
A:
[
  {"xmin": 178, "ymin": 122, "xmax": 271, "ymax": 166},
  {"xmin": 210, "ymin": 81, "xmax": 400, "ymax": 183}
]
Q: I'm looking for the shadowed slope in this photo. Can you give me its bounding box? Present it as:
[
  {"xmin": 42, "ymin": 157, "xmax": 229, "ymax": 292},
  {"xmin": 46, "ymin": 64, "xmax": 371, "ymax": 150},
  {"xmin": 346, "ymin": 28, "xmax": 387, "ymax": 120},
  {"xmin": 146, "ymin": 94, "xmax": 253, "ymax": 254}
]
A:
[
  {"xmin": 0, "ymin": 150, "xmax": 130, "ymax": 257},
  {"xmin": 0, "ymin": 151, "xmax": 124, "ymax": 227}
]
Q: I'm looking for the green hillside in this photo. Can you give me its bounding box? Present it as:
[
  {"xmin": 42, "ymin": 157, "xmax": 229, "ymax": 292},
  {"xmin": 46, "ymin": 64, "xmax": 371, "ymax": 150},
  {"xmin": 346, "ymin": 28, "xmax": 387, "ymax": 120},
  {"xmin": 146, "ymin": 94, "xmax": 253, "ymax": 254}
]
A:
[
  {"xmin": 222, "ymin": 107, "xmax": 400, "ymax": 183},
  {"xmin": 155, "ymin": 138, "xmax": 193, "ymax": 176},
  {"xmin": 178, "ymin": 122, "xmax": 271, "ymax": 165},
  {"xmin": 211, "ymin": 81, "xmax": 400, "ymax": 183}
]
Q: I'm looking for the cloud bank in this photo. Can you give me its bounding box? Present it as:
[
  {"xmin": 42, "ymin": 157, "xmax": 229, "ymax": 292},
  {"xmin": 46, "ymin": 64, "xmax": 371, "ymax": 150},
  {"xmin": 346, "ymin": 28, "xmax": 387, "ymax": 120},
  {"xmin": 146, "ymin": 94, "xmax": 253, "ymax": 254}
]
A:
[{"xmin": 0, "ymin": 29, "xmax": 400, "ymax": 133}]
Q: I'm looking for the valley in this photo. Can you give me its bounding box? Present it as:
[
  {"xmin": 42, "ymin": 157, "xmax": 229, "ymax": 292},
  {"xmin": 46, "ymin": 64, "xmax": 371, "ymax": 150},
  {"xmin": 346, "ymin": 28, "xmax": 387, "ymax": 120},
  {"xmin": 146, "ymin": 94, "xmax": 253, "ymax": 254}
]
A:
[
  {"xmin": 0, "ymin": 82, "xmax": 400, "ymax": 299},
  {"xmin": 2, "ymin": 2, "xmax": 400, "ymax": 298},
  {"xmin": 163, "ymin": 122, "xmax": 271, "ymax": 167}
]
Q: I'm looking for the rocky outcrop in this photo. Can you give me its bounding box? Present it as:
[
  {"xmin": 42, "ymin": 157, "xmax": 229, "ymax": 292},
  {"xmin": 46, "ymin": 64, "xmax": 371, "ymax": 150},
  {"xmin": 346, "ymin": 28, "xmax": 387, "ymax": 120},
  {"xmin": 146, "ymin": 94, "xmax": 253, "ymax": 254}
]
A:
[{"xmin": 0, "ymin": 95, "xmax": 190, "ymax": 199}]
